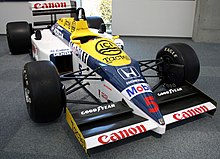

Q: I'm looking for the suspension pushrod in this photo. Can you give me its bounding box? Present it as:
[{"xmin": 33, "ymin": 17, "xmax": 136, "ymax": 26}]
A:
[
  {"xmin": 60, "ymin": 68, "xmax": 89, "ymax": 77},
  {"xmin": 66, "ymin": 82, "xmax": 89, "ymax": 95},
  {"xmin": 66, "ymin": 99, "xmax": 99, "ymax": 105},
  {"xmin": 141, "ymin": 60, "xmax": 164, "ymax": 72},
  {"xmin": 139, "ymin": 59, "xmax": 160, "ymax": 63},
  {"xmin": 66, "ymin": 67, "xmax": 100, "ymax": 91},
  {"xmin": 141, "ymin": 64, "xmax": 158, "ymax": 72},
  {"xmin": 140, "ymin": 60, "xmax": 163, "ymax": 67},
  {"xmin": 61, "ymin": 76, "xmax": 102, "ymax": 81}
]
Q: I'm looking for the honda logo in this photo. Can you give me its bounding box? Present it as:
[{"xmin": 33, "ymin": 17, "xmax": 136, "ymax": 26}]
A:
[{"xmin": 117, "ymin": 66, "xmax": 140, "ymax": 80}]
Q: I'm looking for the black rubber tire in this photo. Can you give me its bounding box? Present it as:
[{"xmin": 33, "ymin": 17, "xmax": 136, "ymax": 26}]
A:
[
  {"xmin": 156, "ymin": 43, "xmax": 200, "ymax": 87},
  {"xmin": 23, "ymin": 61, "xmax": 64, "ymax": 123},
  {"xmin": 87, "ymin": 16, "xmax": 104, "ymax": 29},
  {"xmin": 6, "ymin": 22, "xmax": 31, "ymax": 55}
]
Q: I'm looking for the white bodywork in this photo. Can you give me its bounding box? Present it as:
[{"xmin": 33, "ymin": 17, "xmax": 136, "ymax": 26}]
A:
[{"xmin": 31, "ymin": 29, "xmax": 70, "ymax": 61}]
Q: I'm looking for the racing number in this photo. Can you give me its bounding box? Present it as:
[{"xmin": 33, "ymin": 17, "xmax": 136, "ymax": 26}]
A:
[{"xmin": 144, "ymin": 96, "xmax": 159, "ymax": 113}]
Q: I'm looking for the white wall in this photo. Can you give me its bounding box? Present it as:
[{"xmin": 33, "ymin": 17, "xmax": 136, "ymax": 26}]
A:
[
  {"xmin": 0, "ymin": 0, "xmax": 81, "ymax": 34},
  {"xmin": 0, "ymin": 0, "xmax": 195, "ymax": 37},
  {"xmin": 0, "ymin": 2, "xmax": 32, "ymax": 34},
  {"xmin": 112, "ymin": 0, "xmax": 196, "ymax": 37},
  {"xmin": 193, "ymin": 0, "xmax": 220, "ymax": 43}
]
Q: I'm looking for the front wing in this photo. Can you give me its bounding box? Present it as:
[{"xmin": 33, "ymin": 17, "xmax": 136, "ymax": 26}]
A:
[
  {"xmin": 65, "ymin": 82, "xmax": 216, "ymax": 154},
  {"xmin": 155, "ymin": 82, "xmax": 216, "ymax": 125}
]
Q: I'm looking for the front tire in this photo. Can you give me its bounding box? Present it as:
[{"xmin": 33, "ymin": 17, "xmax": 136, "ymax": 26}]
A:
[
  {"xmin": 23, "ymin": 61, "xmax": 64, "ymax": 123},
  {"xmin": 156, "ymin": 43, "xmax": 200, "ymax": 87}
]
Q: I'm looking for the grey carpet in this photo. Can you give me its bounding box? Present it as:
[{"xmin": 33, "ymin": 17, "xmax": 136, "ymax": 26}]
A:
[{"xmin": 0, "ymin": 35, "xmax": 220, "ymax": 159}]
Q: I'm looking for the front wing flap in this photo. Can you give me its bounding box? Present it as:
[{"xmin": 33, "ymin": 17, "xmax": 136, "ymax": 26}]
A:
[
  {"xmin": 154, "ymin": 82, "xmax": 217, "ymax": 125},
  {"xmin": 66, "ymin": 101, "xmax": 158, "ymax": 154}
]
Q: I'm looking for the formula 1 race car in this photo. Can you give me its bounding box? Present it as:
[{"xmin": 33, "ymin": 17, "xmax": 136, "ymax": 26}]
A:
[{"xmin": 6, "ymin": 1, "xmax": 217, "ymax": 155}]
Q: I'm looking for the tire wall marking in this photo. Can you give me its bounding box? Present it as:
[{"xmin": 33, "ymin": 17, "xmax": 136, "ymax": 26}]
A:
[{"xmin": 66, "ymin": 108, "xmax": 87, "ymax": 153}]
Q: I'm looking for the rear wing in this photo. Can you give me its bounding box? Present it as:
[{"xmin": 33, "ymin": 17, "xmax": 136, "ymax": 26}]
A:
[{"xmin": 29, "ymin": 1, "xmax": 77, "ymax": 27}]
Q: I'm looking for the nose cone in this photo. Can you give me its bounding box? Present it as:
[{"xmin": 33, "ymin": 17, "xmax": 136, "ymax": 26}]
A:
[
  {"xmin": 122, "ymin": 83, "xmax": 164, "ymax": 125},
  {"xmin": 133, "ymin": 92, "xmax": 165, "ymax": 125}
]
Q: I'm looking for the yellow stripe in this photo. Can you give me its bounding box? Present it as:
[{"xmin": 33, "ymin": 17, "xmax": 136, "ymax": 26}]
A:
[{"xmin": 66, "ymin": 107, "xmax": 87, "ymax": 154}]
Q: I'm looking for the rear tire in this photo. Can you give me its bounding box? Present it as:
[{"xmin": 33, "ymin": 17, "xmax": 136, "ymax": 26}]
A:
[
  {"xmin": 156, "ymin": 43, "xmax": 200, "ymax": 87},
  {"xmin": 6, "ymin": 22, "xmax": 31, "ymax": 55},
  {"xmin": 23, "ymin": 61, "xmax": 64, "ymax": 123}
]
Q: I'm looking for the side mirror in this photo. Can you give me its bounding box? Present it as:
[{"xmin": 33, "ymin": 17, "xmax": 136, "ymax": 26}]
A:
[
  {"xmin": 35, "ymin": 29, "xmax": 42, "ymax": 40},
  {"xmin": 113, "ymin": 35, "xmax": 119, "ymax": 40},
  {"xmin": 98, "ymin": 23, "xmax": 106, "ymax": 33}
]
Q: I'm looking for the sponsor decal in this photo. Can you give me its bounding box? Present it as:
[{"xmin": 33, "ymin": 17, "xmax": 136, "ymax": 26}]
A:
[
  {"xmin": 98, "ymin": 89, "xmax": 108, "ymax": 101},
  {"xmin": 66, "ymin": 108, "xmax": 87, "ymax": 153},
  {"xmin": 163, "ymin": 102, "xmax": 216, "ymax": 125},
  {"xmin": 53, "ymin": 28, "xmax": 63, "ymax": 39},
  {"xmin": 173, "ymin": 105, "xmax": 209, "ymax": 121},
  {"xmin": 32, "ymin": 44, "xmax": 37, "ymax": 55},
  {"xmin": 126, "ymin": 79, "xmax": 145, "ymax": 85},
  {"xmin": 57, "ymin": 18, "xmax": 76, "ymax": 33},
  {"xmin": 85, "ymin": 120, "xmax": 158, "ymax": 149},
  {"xmin": 144, "ymin": 96, "xmax": 159, "ymax": 113},
  {"xmin": 80, "ymin": 104, "xmax": 115, "ymax": 116},
  {"xmin": 50, "ymin": 48, "xmax": 69, "ymax": 52},
  {"xmin": 98, "ymin": 124, "xmax": 147, "ymax": 144},
  {"xmin": 57, "ymin": 25, "xmax": 64, "ymax": 31},
  {"xmin": 53, "ymin": 52, "xmax": 72, "ymax": 57},
  {"xmin": 72, "ymin": 47, "xmax": 89, "ymax": 64},
  {"xmin": 117, "ymin": 66, "xmax": 140, "ymax": 80},
  {"xmin": 95, "ymin": 40, "xmax": 122, "ymax": 56},
  {"xmin": 157, "ymin": 87, "xmax": 183, "ymax": 97},
  {"xmin": 69, "ymin": 41, "xmax": 75, "ymax": 48},
  {"xmin": 122, "ymin": 83, "xmax": 152, "ymax": 100},
  {"xmin": 114, "ymin": 39, "xmax": 124, "ymax": 50},
  {"xmin": 78, "ymin": 39, "xmax": 131, "ymax": 66},
  {"xmin": 33, "ymin": 2, "xmax": 67, "ymax": 10},
  {"xmin": 64, "ymin": 20, "xmax": 71, "ymax": 30},
  {"xmin": 77, "ymin": 50, "xmax": 89, "ymax": 64},
  {"xmin": 70, "ymin": 21, "xmax": 76, "ymax": 32},
  {"xmin": 50, "ymin": 49, "xmax": 72, "ymax": 57},
  {"xmin": 81, "ymin": 51, "xmax": 89, "ymax": 64},
  {"xmin": 104, "ymin": 84, "xmax": 112, "ymax": 91},
  {"xmin": 102, "ymin": 55, "xmax": 129, "ymax": 64},
  {"xmin": 80, "ymin": 38, "xmax": 130, "ymax": 66},
  {"xmin": 164, "ymin": 47, "xmax": 178, "ymax": 58}
]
